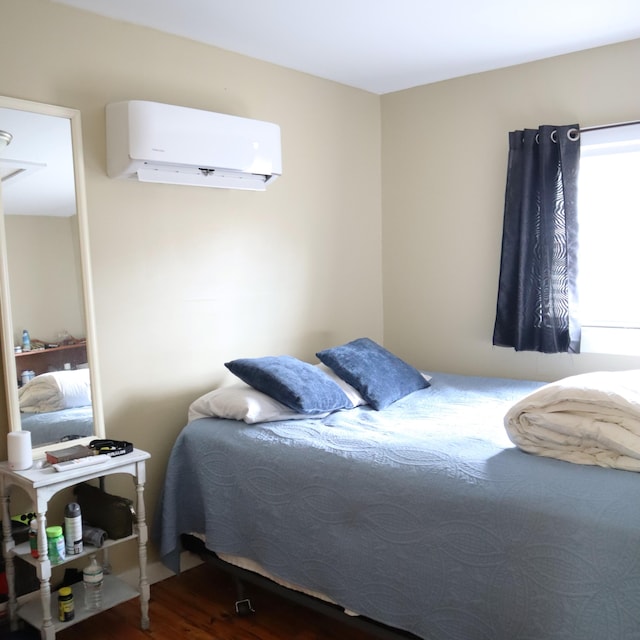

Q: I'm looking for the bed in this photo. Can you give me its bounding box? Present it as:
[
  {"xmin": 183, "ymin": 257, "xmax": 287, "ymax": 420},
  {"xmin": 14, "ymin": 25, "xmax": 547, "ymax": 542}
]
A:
[{"xmin": 157, "ymin": 340, "xmax": 640, "ymax": 640}]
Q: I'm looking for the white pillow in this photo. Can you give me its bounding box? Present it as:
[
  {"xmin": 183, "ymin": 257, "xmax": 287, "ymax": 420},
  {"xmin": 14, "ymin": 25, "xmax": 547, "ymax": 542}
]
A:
[
  {"xmin": 188, "ymin": 383, "xmax": 330, "ymax": 424},
  {"xmin": 315, "ymin": 363, "xmax": 367, "ymax": 407},
  {"xmin": 18, "ymin": 369, "xmax": 91, "ymax": 413},
  {"xmin": 315, "ymin": 363, "xmax": 432, "ymax": 408}
]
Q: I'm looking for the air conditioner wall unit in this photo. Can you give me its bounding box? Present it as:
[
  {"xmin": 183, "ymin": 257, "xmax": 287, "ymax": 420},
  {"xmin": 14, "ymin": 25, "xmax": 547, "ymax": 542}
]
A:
[{"xmin": 106, "ymin": 100, "xmax": 282, "ymax": 191}]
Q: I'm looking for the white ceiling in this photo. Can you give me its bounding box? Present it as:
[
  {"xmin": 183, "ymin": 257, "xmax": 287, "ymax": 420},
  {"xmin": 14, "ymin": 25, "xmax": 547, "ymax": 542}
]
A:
[
  {"xmin": 0, "ymin": 108, "xmax": 76, "ymax": 217},
  {"xmin": 53, "ymin": 0, "xmax": 640, "ymax": 94},
  {"xmin": 3, "ymin": 1, "xmax": 639, "ymax": 216}
]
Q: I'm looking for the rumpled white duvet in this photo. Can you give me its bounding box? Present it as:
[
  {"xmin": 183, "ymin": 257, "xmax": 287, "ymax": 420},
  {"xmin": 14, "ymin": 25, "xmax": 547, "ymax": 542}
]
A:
[
  {"xmin": 19, "ymin": 369, "xmax": 91, "ymax": 413},
  {"xmin": 505, "ymin": 369, "xmax": 640, "ymax": 471}
]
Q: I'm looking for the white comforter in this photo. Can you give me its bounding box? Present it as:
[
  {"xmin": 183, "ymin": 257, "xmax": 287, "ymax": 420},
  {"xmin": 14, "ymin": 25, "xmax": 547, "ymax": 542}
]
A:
[
  {"xmin": 504, "ymin": 369, "xmax": 640, "ymax": 471},
  {"xmin": 18, "ymin": 369, "xmax": 91, "ymax": 413}
]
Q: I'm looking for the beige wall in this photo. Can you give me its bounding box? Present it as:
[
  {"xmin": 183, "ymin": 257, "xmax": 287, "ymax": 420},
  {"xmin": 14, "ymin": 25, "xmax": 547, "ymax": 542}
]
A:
[
  {"xmin": 2, "ymin": 0, "xmax": 640, "ymax": 576},
  {"xmin": 381, "ymin": 38, "xmax": 640, "ymax": 382},
  {"xmin": 5, "ymin": 215, "xmax": 85, "ymax": 345},
  {"xmin": 0, "ymin": 0, "xmax": 382, "ymax": 568}
]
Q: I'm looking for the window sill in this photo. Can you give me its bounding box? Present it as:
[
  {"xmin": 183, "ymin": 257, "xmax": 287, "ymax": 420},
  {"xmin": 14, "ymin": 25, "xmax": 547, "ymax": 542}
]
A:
[{"xmin": 580, "ymin": 326, "xmax": 640, "ymax": 356}]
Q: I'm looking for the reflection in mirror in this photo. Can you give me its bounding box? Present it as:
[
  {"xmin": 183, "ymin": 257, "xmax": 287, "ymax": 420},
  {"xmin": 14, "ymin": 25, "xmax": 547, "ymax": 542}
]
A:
[{"xmin": 0, "ymin": 97, "xmax": 104, "ymax": 455}]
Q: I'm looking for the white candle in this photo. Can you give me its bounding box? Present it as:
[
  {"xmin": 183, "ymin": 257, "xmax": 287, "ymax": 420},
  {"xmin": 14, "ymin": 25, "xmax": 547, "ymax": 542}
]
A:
[{"xmin": 8, "ymin": 431, "xmax": 32, "ymax": 470}]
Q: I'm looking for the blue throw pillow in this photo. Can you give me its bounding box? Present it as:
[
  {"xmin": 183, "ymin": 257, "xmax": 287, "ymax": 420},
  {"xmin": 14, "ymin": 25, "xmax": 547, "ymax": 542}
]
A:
[
  {"xmin": 225, "ymin": 355, "xmax": 352, "ymax": 414},
  {"xmin": 316, "ymin": 337, "xmax": 429, "ymax": 410}
]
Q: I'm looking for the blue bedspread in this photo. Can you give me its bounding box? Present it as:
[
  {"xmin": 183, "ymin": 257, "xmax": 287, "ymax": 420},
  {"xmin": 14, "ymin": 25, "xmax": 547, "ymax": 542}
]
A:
[{"xmin": 157, "ymin": 372, "xmax": 640, "ymax": 640}]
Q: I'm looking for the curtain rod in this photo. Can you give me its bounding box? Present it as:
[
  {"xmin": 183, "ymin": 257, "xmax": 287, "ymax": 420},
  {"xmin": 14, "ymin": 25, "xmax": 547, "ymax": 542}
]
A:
[{"xmin": 581, "ymin": 119, "xmax": 640, "ymax": 133}]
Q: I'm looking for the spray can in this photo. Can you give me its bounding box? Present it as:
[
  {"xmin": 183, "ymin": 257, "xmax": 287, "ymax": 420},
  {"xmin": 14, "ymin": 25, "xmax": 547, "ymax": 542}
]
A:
[{"xmin": 64, "ymin": 502, "xmax": 83, "ymax": 555}]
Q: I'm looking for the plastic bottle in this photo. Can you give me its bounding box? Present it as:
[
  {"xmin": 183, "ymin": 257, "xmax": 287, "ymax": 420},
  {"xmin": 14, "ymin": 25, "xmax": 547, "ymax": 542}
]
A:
[
  {"xmin": 46, "ymin": 525, "xmax": 66, "ymax": 565},
  {"xmin": 64, "ymin": 502, "xmax": 83, "ymax": 556},
  {"xmin": 29, "ymin": 519, "xmax": 39, "ymax": 559},
  {"xmin": 83, "ymin": 554, "xmax": 103, "ymax": 610},
  {"xmin": 58, "ymin": 586, "xmax": 74, "ymax": 622},
  {"xmin": 22, "ymin": 329, "xmax": 31, "ymax": 352}
]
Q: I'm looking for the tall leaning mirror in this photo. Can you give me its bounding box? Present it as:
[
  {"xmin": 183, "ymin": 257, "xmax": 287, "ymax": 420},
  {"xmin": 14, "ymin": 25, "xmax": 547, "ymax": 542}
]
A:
[{"xmin": 0, "ymin": 96, "xmax": 104, "ymax": 457}]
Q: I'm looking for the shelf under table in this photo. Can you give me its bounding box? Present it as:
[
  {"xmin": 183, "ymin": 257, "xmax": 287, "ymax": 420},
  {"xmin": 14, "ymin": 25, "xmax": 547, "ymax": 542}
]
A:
[
  {"xmin": 12, "ymin": 534, "xmax": 137, "ymax": 568},
  {"xmin": 18, "ymin": 574, "xmax": 139, "ymax": 632}
]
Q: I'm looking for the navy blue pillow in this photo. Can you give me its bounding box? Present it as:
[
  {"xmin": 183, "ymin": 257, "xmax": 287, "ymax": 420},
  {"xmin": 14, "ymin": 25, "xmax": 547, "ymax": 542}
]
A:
[
  {"xmin": 316, "ymin": 337, "xmax": 429, "ymax": 410},
  {"xmin": 224, "ymin": 355, "xmax": 352, "ymax": 414}
]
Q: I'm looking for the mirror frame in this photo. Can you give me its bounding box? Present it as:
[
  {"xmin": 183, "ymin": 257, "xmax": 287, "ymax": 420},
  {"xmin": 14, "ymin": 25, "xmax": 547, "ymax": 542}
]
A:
[{"xmin": 0, "ymin": 96, "xmax": 105, "ymax": 457}]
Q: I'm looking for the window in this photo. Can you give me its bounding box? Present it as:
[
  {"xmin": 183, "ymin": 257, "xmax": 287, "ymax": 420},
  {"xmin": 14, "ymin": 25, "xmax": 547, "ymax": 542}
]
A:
[{"xmin": 578, "ymin": 123, "xmax": 640, "ymax": 354}]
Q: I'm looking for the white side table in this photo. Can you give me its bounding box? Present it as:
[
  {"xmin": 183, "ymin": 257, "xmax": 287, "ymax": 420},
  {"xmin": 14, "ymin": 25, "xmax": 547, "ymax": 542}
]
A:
[{"xmin": 0, "ymin": 448, "xmax": 150, "ymax": 639}]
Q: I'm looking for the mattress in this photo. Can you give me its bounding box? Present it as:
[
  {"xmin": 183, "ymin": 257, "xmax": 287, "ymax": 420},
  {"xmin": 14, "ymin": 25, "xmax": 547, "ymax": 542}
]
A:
[{"xmin": 157, "ymin": 372, "xmax": 640, "ymax": 640}]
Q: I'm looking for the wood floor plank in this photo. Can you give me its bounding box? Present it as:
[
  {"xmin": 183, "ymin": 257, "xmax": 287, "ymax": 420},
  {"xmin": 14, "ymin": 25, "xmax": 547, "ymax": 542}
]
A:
[{"xmin": 50, "ymin": 562, "xmax": 379, "ymax": 640}]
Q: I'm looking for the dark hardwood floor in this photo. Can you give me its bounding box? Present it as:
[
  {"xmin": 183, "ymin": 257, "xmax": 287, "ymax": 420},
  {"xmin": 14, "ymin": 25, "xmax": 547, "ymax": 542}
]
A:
[{"xmin": 40, "ymin": 562, "xmax": 381, "ymax": 640}]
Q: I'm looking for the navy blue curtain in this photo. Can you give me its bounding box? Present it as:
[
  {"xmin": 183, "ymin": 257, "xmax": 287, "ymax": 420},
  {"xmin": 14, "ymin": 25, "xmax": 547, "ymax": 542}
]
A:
[{"xmin": 493, "ymin": 124, "xmax": 581, "ymax": 353}]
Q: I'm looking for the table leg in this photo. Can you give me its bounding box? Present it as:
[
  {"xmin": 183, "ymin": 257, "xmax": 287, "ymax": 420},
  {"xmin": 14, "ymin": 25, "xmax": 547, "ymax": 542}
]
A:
[
  {"xmin": 1, "ymin": 488, "xmax": 18, "ymax": 631},
  {"xmin": 35, "ymin": 511, "xmax": 54, "ymax": 640},
  {"xmin": 135, "ymin": 474, "xmax": 150, "ymax": 630}
]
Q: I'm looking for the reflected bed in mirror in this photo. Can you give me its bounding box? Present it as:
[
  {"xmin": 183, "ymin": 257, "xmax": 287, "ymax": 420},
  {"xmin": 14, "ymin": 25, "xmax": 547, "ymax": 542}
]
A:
[
  {"xmin": 0, "ymin": 96, "xmax": 104, "ymax": 455},
  {"xmin": 19, "ymin": 367, "xmax": 93, "ymax": 447}
]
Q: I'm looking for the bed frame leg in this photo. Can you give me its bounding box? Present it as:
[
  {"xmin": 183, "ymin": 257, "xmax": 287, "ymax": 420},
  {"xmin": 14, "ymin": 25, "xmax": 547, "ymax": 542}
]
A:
[{"xmin": 233, "ymin": 577, "xmax": 255, "ymax": 616}]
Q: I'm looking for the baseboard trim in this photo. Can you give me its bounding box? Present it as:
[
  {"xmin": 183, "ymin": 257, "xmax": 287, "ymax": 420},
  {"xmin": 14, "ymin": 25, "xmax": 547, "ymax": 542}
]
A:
[{"xmin": 117, "ymin": 550, "xmax": 203, "ymax": 588}]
